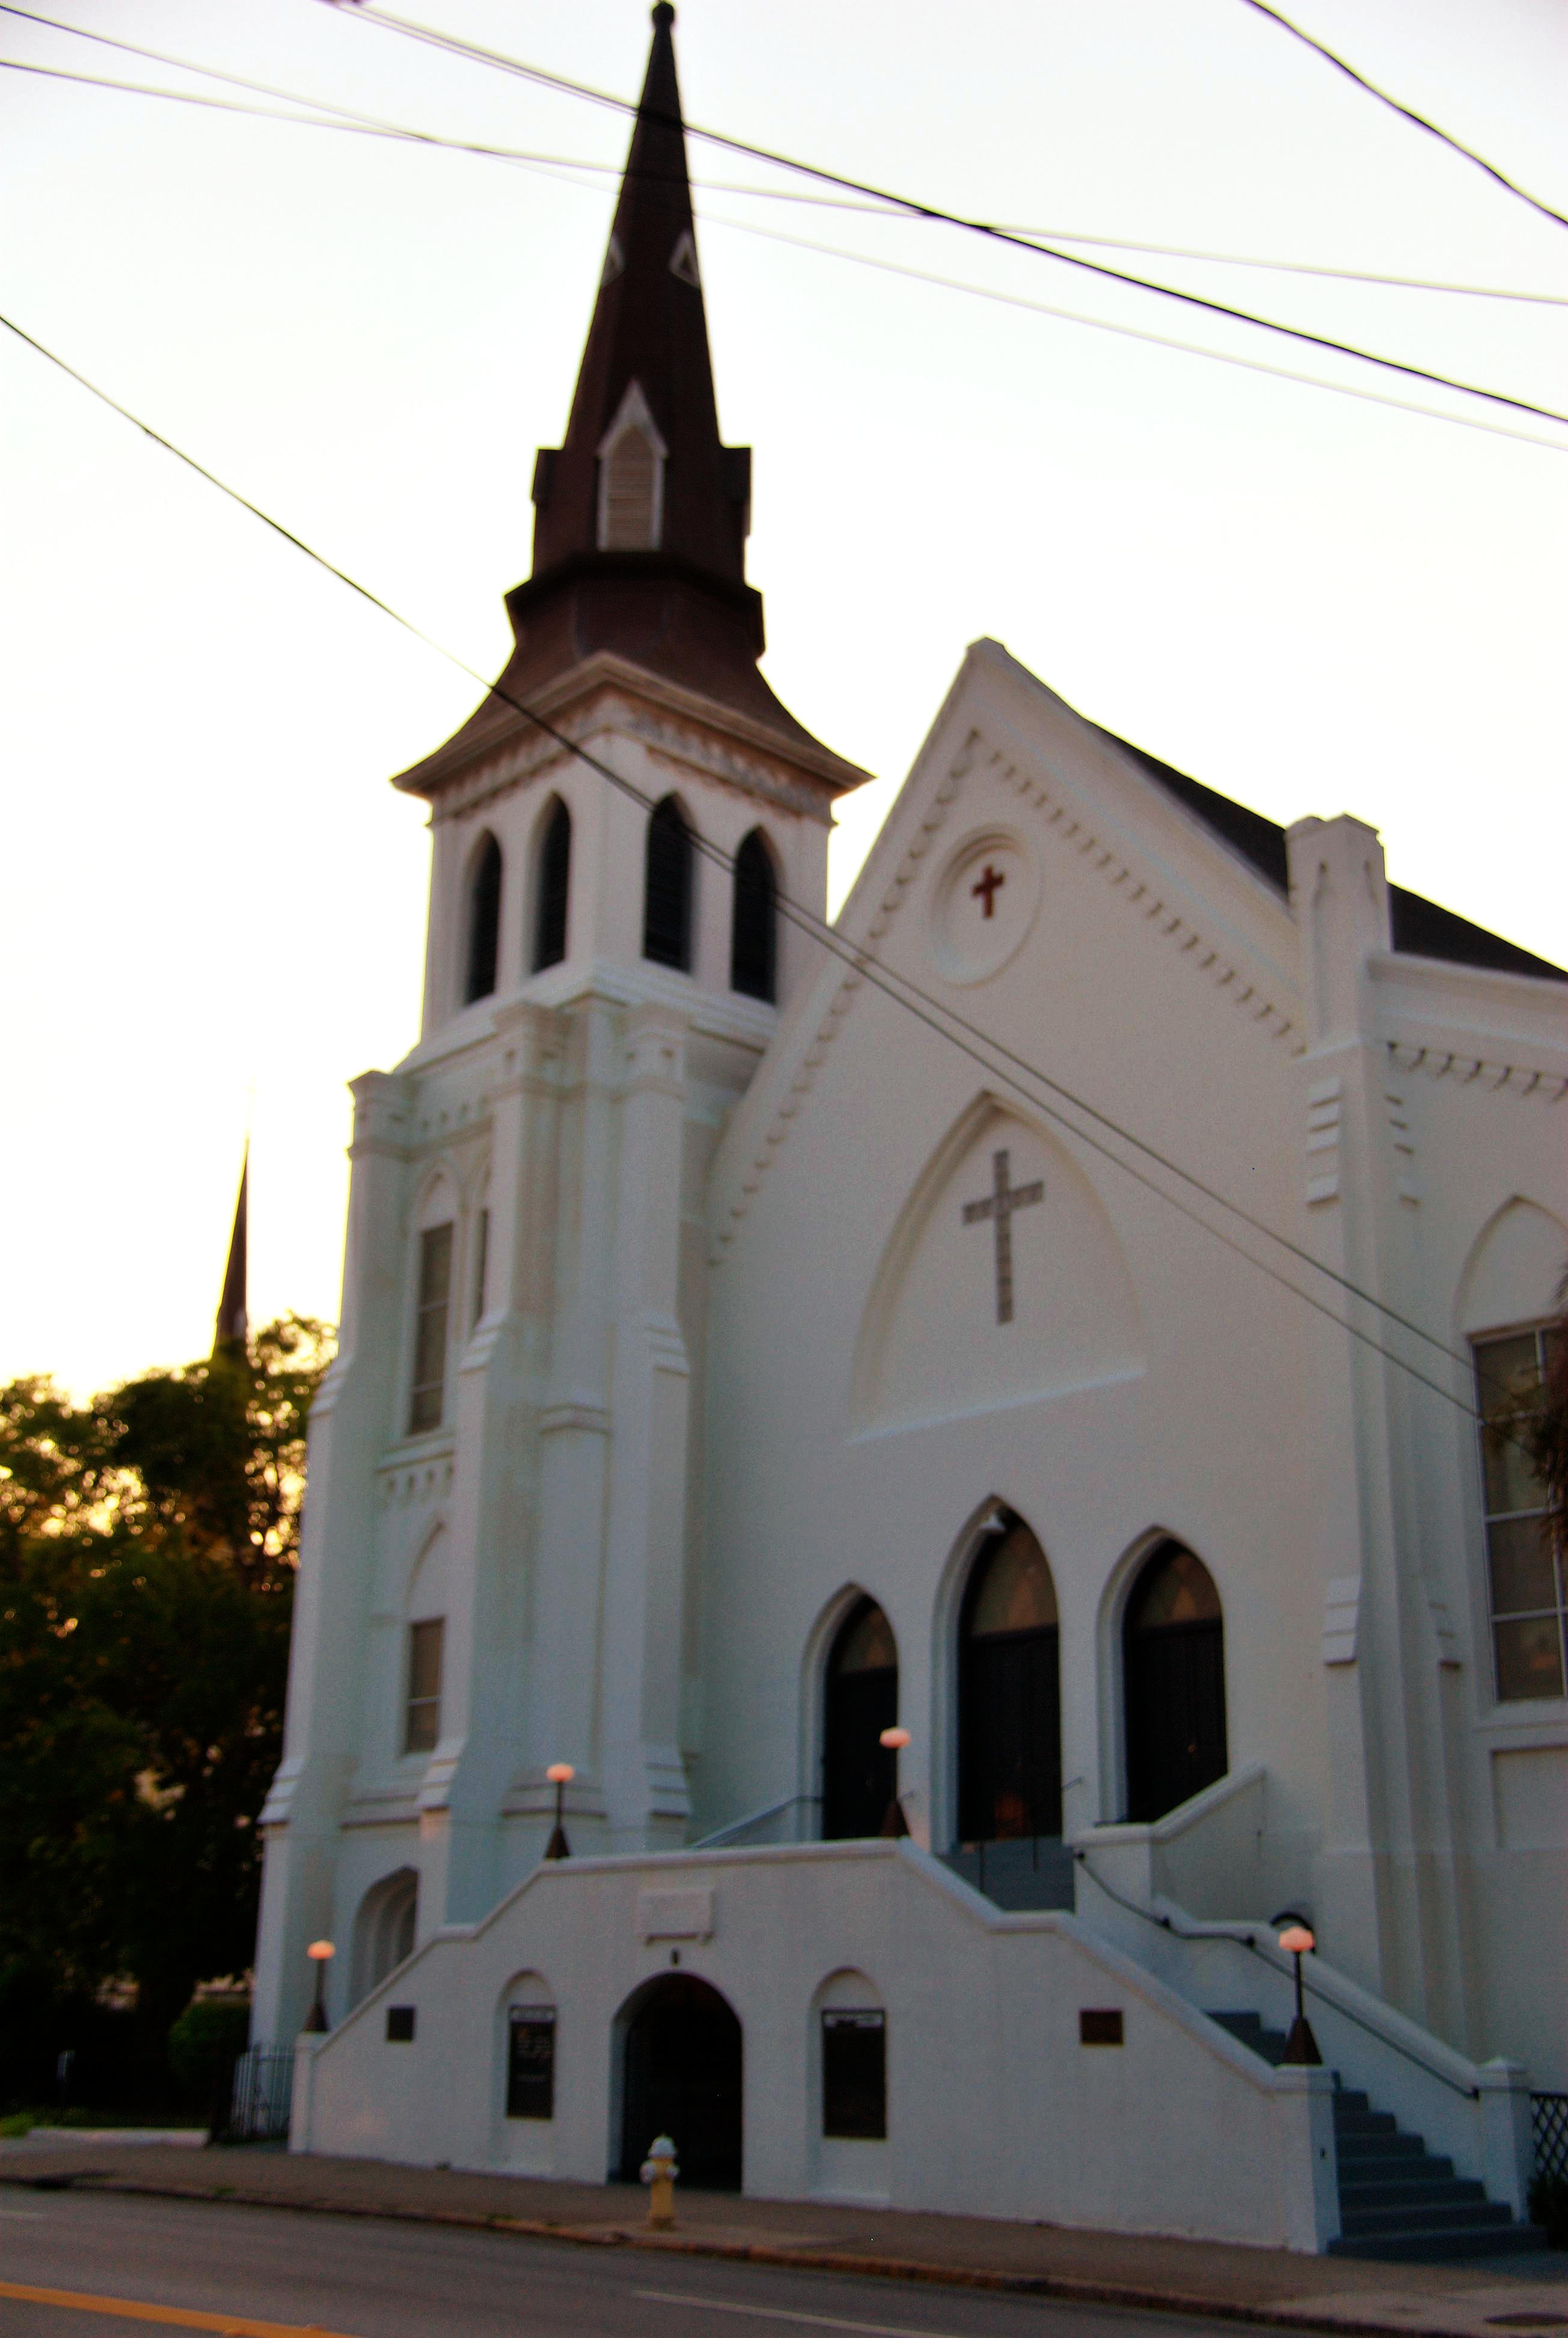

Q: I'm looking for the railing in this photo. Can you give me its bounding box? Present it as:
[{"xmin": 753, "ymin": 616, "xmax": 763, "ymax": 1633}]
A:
[
  {"xmin": 221, "ymin": 2045, "xmax": 294, "ymax": 2143},
  {"xmin": 690, "ymin": 1793, "xmax": 820, "ymax": 1850},
  {"xmin": 1534, "ymin": 2092, "xmax": 1568, "ymax": 2182},
  {"xmin": 1073, "ymin": 1849, "xmax": 1480, "ymax": 2099}
]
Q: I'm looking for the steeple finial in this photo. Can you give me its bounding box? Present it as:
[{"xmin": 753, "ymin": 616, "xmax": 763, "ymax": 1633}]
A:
[{"xmin": 528, "ymin": 2, "xmax": 749, "ymax": 583}]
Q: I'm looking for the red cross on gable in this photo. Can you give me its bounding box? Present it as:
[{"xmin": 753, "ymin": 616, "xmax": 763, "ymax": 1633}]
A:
[{"xmin": 971, "ymin": 864, "xmax": 1006, "ymax": 919}]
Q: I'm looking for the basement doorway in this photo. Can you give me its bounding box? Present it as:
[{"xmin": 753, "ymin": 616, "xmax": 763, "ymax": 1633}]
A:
[{"xmin": 619, "ymin": 1975, "xmax": 743, "ymax": 2192}]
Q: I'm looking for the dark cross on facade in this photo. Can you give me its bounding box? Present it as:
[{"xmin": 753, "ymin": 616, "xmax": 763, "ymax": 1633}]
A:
[
  {"xmin": 961, "ymin": 1148, "xmax": 1044, "ymax": 1326},
  {"xmin": 971, "ymin": 864, "xmax": 1006, "ymax": 919}
]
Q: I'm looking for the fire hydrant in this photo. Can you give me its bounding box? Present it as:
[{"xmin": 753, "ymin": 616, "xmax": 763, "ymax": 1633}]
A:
[{"xmin": 639, "ymin": 2134, "xmax": 679, "ymax": 2229}]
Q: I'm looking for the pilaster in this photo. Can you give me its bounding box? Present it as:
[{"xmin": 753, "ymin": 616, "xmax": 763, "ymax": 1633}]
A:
[
  {"xmin": 253, "ymin": 1070, "xmax": 414, "ymax": 2044},
  {"xmin": 1287, "ymin": 816, "xmax": 1466, "ymax": 2031}
]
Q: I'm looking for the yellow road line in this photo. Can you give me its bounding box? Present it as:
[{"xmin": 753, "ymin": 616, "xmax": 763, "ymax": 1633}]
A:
[{"xmin": 0, "ymin": 2280, "xmax": 360, "ymax": 2338}]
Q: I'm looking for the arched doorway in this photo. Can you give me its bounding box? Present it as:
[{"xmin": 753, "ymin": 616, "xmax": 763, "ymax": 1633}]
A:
[
  {"xmin": 351, "ymin": 1867, "xmax": 418, "ymax": 2006},
  {"xmin": 821, "ymin": 1598, "xmax": 898, "ymax": 1839},
  {"xmin": 958, "ymin": 1515, "xmax": 1061, "ymax": 1842},
  {"xmin": 1123, "ymin": 1540, "xmax": 1227, "ymax": 1822},
  {"xmin": 619, "ymin": 1976, "xmax": 742, "ymax": 2191}
]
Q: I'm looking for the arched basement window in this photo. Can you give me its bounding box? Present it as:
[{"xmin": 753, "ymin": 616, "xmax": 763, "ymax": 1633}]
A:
[
  {"xmin": 1123, "ymin": 1541, "xmax": 1227, "ymax": 1823},
  {"xmin": 730, "ymin": 829, "xmax": 778, "ymax": 1003},
  {"xmin": 533, "ymin": 799, "xmax": 571, "ymax": 972},
  {"xmin": 465, "ymin": 832, "xmax": 503, "ymax": 1004},
  {"xmin": 643, "ymin": 797, "xmax": 694, "ymax": 972},
  {"xmin": 958, "ymin": 1515, "xmax": 1061, "ymax": 1844},
  {"xmin": 821, "ymin": 1598, "xmax": 898, "ymax": 1839}
]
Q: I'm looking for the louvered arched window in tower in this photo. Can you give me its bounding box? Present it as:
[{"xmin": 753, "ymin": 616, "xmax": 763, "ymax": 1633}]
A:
[
  {"xmin": 596, "ymin": 382, "xmax": 666, "ymax": 551},
  {"xmin": 533, "ymin": 799, "xmax": 571, "ymax": 972},
  {"xmin": 464, "ymin": 832, "xmax": 503, "ymax": 1004},
  {"xmin": 643, "ymin": 797, "xmax": 694, "ymax": 972},
  {"xmin": 730, "ymin": 828, "xmax": 778, "ymax": 1003}
]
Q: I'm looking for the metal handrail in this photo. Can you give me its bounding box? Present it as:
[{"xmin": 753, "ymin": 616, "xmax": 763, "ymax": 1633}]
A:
[
  {"xmin": 1073, "ymin": 1850, "xmax": 1480, "ymax": 2100},
  {"xmin": 689, "ymin": 1792, "xmax": 821, "ymax": 1850}
]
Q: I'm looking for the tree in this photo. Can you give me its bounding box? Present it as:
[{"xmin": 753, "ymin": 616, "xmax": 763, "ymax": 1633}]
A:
[{"xmin": 0, "ymin": 1318, "xmax": 331, "ymax": 2075}]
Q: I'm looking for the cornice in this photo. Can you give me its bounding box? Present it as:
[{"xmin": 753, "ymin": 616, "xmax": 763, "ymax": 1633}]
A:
[{"xmin": 403, "ymin": 651, "xmax": 868, "ymax": 824}]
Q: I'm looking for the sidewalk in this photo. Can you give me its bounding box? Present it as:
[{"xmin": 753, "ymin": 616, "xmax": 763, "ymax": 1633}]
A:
[{"xmin": 1, "ymin": 2133, "xmax": 1563, "ymax": 2337}]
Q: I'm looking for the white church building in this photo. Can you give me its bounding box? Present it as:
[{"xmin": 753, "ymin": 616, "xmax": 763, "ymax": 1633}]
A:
[{"xmin": 254, "ymin": 5, "xmax": 1567, "ymax": 2254}]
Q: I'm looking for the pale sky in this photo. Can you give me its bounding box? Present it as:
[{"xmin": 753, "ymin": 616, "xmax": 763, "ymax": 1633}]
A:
[{"xmin": 3, "ymin": 0, "xmax": 1564, "ymax": 1399}]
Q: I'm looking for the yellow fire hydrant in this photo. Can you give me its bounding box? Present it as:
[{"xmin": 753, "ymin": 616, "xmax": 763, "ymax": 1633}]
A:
[{"xmin": 639, "ymin": 2134, "xmax": 679, "ymax": 2229}]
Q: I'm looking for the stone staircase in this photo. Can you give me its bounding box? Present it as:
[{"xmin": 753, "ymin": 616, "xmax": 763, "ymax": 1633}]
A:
[
  {"xmin": 940, "ymin": 1835, "xmax": 1076, "ymax": 1911},
  {"xmin": 1210, "ymin": 2011, "xmax": 1542, "ymax": 2260}
]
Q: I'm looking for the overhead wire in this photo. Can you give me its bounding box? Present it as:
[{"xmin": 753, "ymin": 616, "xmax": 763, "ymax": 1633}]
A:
[
  {"xmin": 323, "ymin": 1, "xmax": 1568, "ymax": 432},
  {"xmin": 4, "ymin": 64, "xmax": 1566, "ymax": 458},
  {"xmin": 5, "ymin": 8, "xmax": 1563, "ymax": 309},
  {"xmin": 0, "ymin": 304, "xmax": 1530, "ymax": 1447},
  {"xmin": 1236, "ymin": 0, "xmax": 1568, "ymax": 237}
]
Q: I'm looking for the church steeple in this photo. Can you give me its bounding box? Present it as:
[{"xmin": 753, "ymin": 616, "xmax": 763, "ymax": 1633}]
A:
[
  {"xmin": 393, "ymin": 1, "xmax": 866, "ymax": 802},
  {"xmin": 530, "ymin": 1, "xmax": 749, "ymax": 584}
]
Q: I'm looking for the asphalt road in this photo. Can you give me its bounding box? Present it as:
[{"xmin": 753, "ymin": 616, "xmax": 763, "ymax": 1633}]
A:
[{"xmin": 0, "ymin": 2190, "xmax": 1243, "ymax": 2338}]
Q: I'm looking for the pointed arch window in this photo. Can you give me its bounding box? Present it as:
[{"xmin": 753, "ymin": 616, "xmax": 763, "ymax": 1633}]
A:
[
  {"xmin": 465, "ymin": 832, "xmax": 503, "ymax": 1004},
  {"xmin": 822, "ymin": 1598, "xmax": 898, "ymax": 1839},
  {"xmin": 730, "ymin": 829, "xmax": 778, "ymax": 1003},
  {"xmin": 533, "ymin": 799, "xmax": 571, "ymax": 972},
  {"xmin": 1122, "ymin": 1541, "xmax": 1227, "ymax": 1822},
  {"xmin": 643, "ymin": 797, "xmax": 694, "ymax": 972},
  {"xmin": 597, "ymin": 381, "xmax": 667, "ymax": 551},
  {"xmin": 958, "ymin": 1515, "xmax": 1061, "ymax": 1843}
]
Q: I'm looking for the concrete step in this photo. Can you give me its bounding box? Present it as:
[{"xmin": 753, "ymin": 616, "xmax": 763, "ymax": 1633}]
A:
[
  {"xmin": 1335, "ymin": 2133, "xmax": 1426, "ymax": 2164},
  {"xmin": 1340, "ymin": 2176, "xmax": 1483, "ymax": 2212},
  {"xmin": 1329, "ymin": 2221, "xmax": 1546, "ymax": 2262},
  {"xmin": 1207, "ymin": 2011, "xmax": 1290, "ymax": 2066},
  {"xmin": 1339, "ymin": 2197, "xmax": 1513, "ymax": 2239}
]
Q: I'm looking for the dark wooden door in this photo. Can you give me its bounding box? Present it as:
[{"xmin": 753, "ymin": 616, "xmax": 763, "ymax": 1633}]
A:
[
  {"xmin": 620, "ymin": 1977, "xmax": 742, "ymax": 2191},
  {"xmin": 1124, "ymin": 1618, "xmax": 1227, "ymax": 1823},
  {"xmin": 822, "ymin": 1663, "xmax": 897, "ymax": 1838},
  {"xmin": 959, "ymin": 1625, "xmax": 1062, "ymax": 1841}
]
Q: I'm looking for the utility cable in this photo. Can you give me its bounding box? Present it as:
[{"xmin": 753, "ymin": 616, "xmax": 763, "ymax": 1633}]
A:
[
  {"xmin": 1237, "ymin": 0, "xmax": 1568, "ymax": 238},
  {"xmin": 323, "ymin": 2, "xmax": 1568, "ymax": 432},
  {"xmin": 4, "ymin": 305, "xmax": 1530, "ymax": 1447},
  {"xmin": 5, "ymin": 64, "xmax": 1565, "ymax": 459},
  {"xmin": 7, "ymin": 10, "xmax": 1563, "ymax": 310}
]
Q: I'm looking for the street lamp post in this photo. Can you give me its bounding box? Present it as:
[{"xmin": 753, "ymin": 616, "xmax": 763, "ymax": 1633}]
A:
[
  {"xmin": 878, "ymin": 1726, "xmax": 911, "ymax": 1839},
  {"xmin": 544, "ymin": 1762, "xmax": 575, "ymax": 1861},
  {"xmin": 303, "ymin": 1939, "xmax": 335, "ymax": 2035},
  {"xmin": 1273, "ymin": 1912, "xmax": 1322, "ymax": 2066}
]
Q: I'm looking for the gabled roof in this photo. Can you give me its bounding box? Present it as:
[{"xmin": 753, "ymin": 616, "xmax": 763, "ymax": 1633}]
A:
[{"xmin": 1097, "ymin": 724, "xmax": 1566, "ymax": 985}]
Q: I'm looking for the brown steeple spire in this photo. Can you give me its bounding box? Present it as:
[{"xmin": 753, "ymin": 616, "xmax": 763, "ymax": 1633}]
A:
[
  {"xmin": 530, "ymin": 1, "xmax": 749, "ymax": 584},
  {"xmin": 393, "ymin": 3, "xmax": 867, "ymax": 803}
]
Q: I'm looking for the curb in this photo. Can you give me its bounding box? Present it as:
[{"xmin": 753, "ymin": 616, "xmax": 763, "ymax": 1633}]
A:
[{"xmin": 0, "ymin": 2167, "xmax": 1533, "ymax": 2338}]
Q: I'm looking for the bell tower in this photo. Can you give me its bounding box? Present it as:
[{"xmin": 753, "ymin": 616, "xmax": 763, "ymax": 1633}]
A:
[{"xmin": 251, "ymin": 4, "xmax": 866, "ymax": 2045}]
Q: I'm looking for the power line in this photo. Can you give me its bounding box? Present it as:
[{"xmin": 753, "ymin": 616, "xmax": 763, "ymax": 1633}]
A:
[
  {"xmin": 329, "ymin": 2, "xmax": 1568, "ymax": 432},
  {"xmin": 8, "ymin": 68, "xmax": 1565, "ymax": 458},
  {"xmin": 0, "ymin": 305, "xmax": 1516, "ymax": 1443},
  {"xmin": 1237, "ymin": 0, "xmax": 1568, "ymax": 237},
  {"xmin": 8, "ymin": 8, "xmax": 1564, "ymax": 310}
]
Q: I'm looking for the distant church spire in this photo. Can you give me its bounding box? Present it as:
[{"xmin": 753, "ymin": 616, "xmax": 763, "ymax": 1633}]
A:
[
  {"xmin": 529, "ymin": 2, "xmax": 749, "ymax": 584},
  {"xmin": 214, "ymin": 1145, "xmax": 248, "ymax": 1353}
]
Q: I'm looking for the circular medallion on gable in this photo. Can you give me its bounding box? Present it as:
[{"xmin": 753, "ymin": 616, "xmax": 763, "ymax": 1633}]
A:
[{"xmin": 930, "ymin": 830, "xmax": 1039, "ymax": 984}]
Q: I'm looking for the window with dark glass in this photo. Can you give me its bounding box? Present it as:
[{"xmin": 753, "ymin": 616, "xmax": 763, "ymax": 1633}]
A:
[
  {"xmin": 1475, "ymin": 1327, "xmax": 1565, "ymax": 1702},
  {"xmin": 643, "ymin": 797, "xmax": 694, "ymax": 971},
  {"xmin": 1123, "ymin": 1542, "xmax": 1227, "ymax": 1822},
  {"xmin": 471, "ymin": 1207, "xmax": 489, "ymax": 1331},
  {"xmin": 958, "ymin": 1517, "xmax": 1061, "ymax": 1843},
  {"xmin": 465, "ymin": 833, "xmax": 503, "ymax": 1004},
  {"xmin": 730, "ymin": 829, "xmax": 777, "ymax": 1003},
  {"xmin": 407, "ymin": 1222, "xmax": 453, "ymax": 1434},
  {"xmin": 533, "ymin": 800, "xmax": 571, "ymax": 972},
  {"xmin": 822, "ymin": 1599, "xmax": 898, "ymax": 1839},
  {"xmin": 506, "ymin": 2005, "xmax": 557, "ymax": 2119},
  {"xmin": 404, "ymin": 1618, "xmax": 444, "ymax": 1754},
  {"xmin": 822, "ymin": 2010, "xmax": 886, "ymax": 2139}
]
